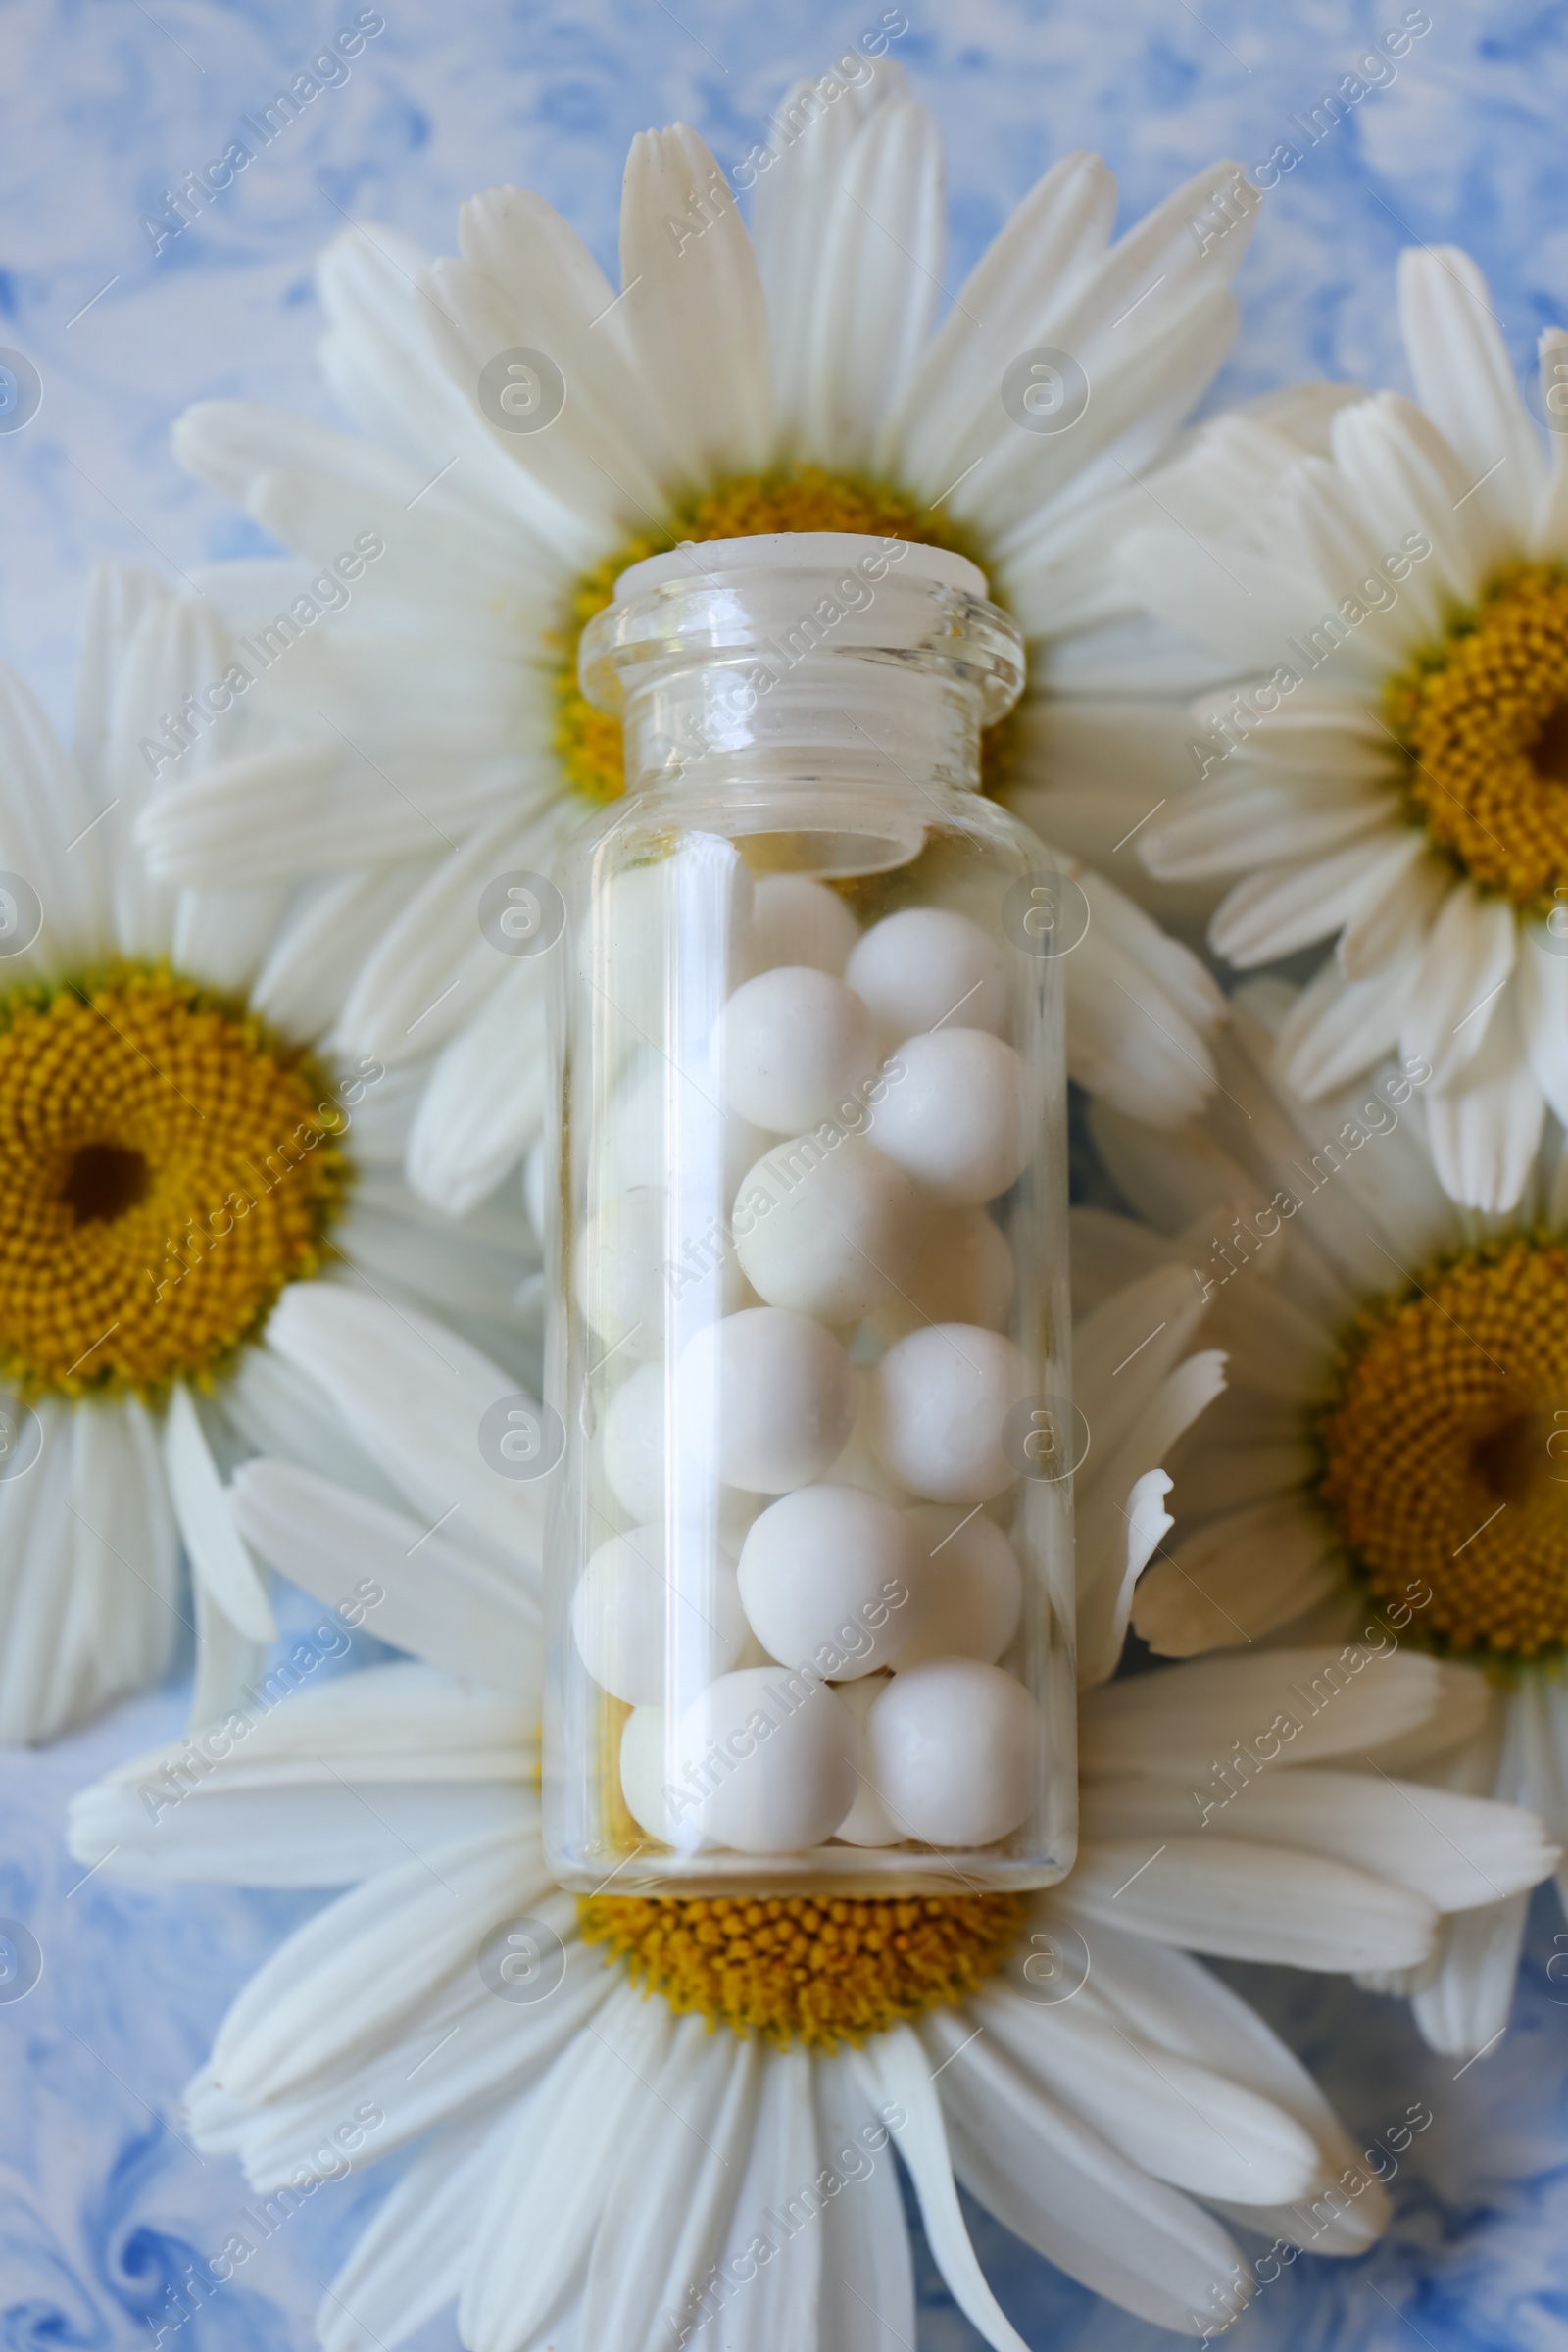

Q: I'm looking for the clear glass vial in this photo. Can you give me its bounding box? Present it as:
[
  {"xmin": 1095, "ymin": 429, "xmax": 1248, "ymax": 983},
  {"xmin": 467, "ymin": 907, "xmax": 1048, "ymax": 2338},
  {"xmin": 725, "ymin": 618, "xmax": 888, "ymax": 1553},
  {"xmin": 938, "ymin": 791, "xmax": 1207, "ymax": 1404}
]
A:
[{"xmin": 542, "ymin": 531, "xmax": 1075, "ymax": 1896}]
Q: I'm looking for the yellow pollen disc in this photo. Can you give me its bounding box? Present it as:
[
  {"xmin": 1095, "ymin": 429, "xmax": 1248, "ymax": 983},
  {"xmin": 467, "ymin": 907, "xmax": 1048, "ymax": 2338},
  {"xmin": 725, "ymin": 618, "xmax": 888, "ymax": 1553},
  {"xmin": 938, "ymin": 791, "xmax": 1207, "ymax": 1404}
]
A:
[
  {"xmin": 1315, "ymin": 1237, "xmax": 1568, "ymax": 1659},
  {"xmin": 1386, "ymin": 563, "xmax": 1568, "ymax": 911},
  {"xmin": 0, "ymin": 967, "xmax": 348, "ymax": 1403},
  {"xmin": 578, "ymin": 1890, "xmax": 1030, "ymax": 2049},
  {"xmin": 553, "ymin": 468, "xmax": 1011, "ymax": 805}
]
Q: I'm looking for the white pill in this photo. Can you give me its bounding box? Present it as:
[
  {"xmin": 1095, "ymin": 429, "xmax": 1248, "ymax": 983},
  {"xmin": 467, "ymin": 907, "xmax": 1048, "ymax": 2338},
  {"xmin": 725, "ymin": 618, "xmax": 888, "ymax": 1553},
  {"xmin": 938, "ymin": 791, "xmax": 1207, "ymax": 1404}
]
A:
[
  {"xmin": 674, "ymin": 1667, "xmax": 859, "ymax": 1852},
  {"xmin": 737, "ymin": 1485, "xmax": 926, "ymax": 1679},
  {"xmin": 575, "ymin": 1187, "xmax": 667, "ymax": 1360},
  {"xmin": 571, "ymin": 1524, "xmax": 747, "ymax": 1706},
  {"xmin": 714, "ymin": 966, "xmax": 878, "ymax": 1134},
  {"xmin": 846, "ymin": 908, "xmax": 1008, "ymax": 1050},
  {"xmin": 865, "ymin": 1659, "xmax": 1041, "ymax": 1846},
  {"xmin": 898, "ymin": 1506, "xmax": 1023, "ymax": 1667},
  {"xmin": 602, "ymin": 1363, "xmax": 665, "ymax": 1521},
  {"xmin": 678, "ymin": 1308, "xmax": 855, "ymax": 1494},
  {"xmin": 620, "ymin": 1705, "xmax": 684, "ymax": 1844},
  {"xmin": 871, "ymin": 1029, "xmax": 1033, "ymax": 1205},
  {"xmin": 867, "ymin": 1324, "xmax": 1033, "ymax": 1503},
  {"xmin": 833, "ymin": 1677, "xmax": 900, "ymax": 1845},
  {"xmin": 749, "ymin": 875, "xmax": 860, "ymax": 978},
  {"xmin": 733, "ymin": 1140, "xmax": 925, "ymax": 1323},
  {"xmin": 868, "ymin": 1205, "xmax": 1014, "ymax": 1344}
]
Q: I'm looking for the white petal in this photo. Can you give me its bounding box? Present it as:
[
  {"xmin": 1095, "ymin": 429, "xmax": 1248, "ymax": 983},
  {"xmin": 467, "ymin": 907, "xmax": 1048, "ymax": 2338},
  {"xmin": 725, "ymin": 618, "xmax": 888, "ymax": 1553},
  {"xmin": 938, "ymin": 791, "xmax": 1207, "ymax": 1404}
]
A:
[
  {"xmin": 893, "ymin": 150, "xmax": 1115, "ymax": 493},
  {"xmin": 1409, "ymin": 1892, "xmax": 1531, "ymax": 2057},
  {"xmin": 851, "ymin": 2024, "xmax": 1031, "ymax": 2352},
  {"xmin": 966, "ymin": 1984, "xmax": 1321, "ymax": 2204},
  {"xmin": 581, "ymin": 2016, "xmax": 760, "ymax": 2349},
  {"xmin": 1061, "ymin": 1838, "xmax": 1435, "ymax": 1971},
  {"xmin": 1519, "ymin": 926, "xmax": 1568, "ymax": 1124},
  {"xmin": 1082, "ymin": 1647, "xmax": 1449, "ymax": 1775},
  {"xmin": 1421, "ymin": 993, "xmax": 1545, "ymax": 1212},
  {"xmin": 1271, "ymin": 944, "xmax": 1422, "ymax": 1097},
  {"xmin": 0, "ymin": 662, "xmax": 107, "ymax": 969},
  {"xmin": 1401, "ymin": 884, "xmax": 1518, "ymax": 1088},
  {"xmin": 617, "ymin": 127, "xmax": 773, "ymax": 486},
  {"xmin": 1209, "ymin": 830, "xmax": 1423, "ymax": 966},
  {"xmin": 797, "ymin": 95, "xmax": 944, "ymax": 470},
  {"xmin": 264, "ymin": 1285, "xmax": 546, "ymax": 1573},
  {"xmin": 1133, "ymin": 1496, "xmax": 1341, "ymax": 1656},
  {"xmin": 1085, "ymin": 1767, "xmax": 1557, "ymax": 1912},
  {"xmin": 461, "ymin": 1982, "xmax": 675, "ymax": 2352},
  {"xmin": 1398, "ymin": 246, "xmax": 1545, "ymax": 546},
  {"xmin": 320, "ymin": 2106, "xmax": 509, "ymax": 2352},
  {"xmin": 935, "ymin": 2017, "xmax": 1250, "ymax": 2332},
  {"xmin": 165, "ymin": 1385, "xmax": 275, "ymax": 1643},
  {"xmin": 1329, "ymin": 392, "xmax": 1491, "ymax": 618},
  {"xmin": 404, "ymin": 953, "xmax": 551, "ymax": 1213},
  {"xmin": 812, "ymin": 2048, "xmax": 917, "ymax": 2352},
  {"xmin": 231, "ymin": 1459, "xmax": 540, "ymax": 1687},
  {"xmin": 212, "ymin": 1823, "xmax": 544, "ymax": 2105},
  {"xmin": 1080, "ymin": 1465, "xmax": 1173, "ymax": 1690},
  {"xmin": 706, "ymin": 2046, "xmax": 822, "ymax": 2352}
]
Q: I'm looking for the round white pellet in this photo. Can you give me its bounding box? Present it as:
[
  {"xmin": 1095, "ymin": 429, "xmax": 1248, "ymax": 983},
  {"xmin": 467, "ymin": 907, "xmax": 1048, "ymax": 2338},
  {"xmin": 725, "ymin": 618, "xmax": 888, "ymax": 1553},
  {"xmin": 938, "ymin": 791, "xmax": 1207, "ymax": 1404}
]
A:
[
  {"xmin": 897, "ymin": 1506, "xmax": 1023, "ymax": 1667},
  {"xmin": 866, "ymin": 1659, "xmax": 1040, "ymax": 1846},
  {"xmin": 846, "ymin": 907, "xmax": 1008, "ymax": 1050},
  {"xmin": 833, "ymin": 1677, "xmax": 900, "ymax": 1845},
  {"xmin": 620, "ymin": 1705, "xmax": 685, "ymax": 1844},
  {"xmin": 737, "ymin": 1485, "xmax": 927, "ymax": 1679},
  {"xmin": 749, "ymin": 875, "xmax": 860, "ymax": 978},
  {"xmin": 571, "ymin": 1524, "xmax": 747, "ymax": 1706},
  {"xmin": 733, "ymin": 1140, "xmax": 924, "ymax": 1323},
  {"xmin": 574, "ymin": 1187, "xmax": 667, "ymax": 1360},
  {"xmin": 678, "ymin": 1308, "xmax": 855, "ymax": 1494},
  {"xmin": 601, "ymin": 1363, "xmax": 665, "ymax": 1521},
  {"xmin": 674, "ymin": 1667, "xmax": 859, "ymax": 1852},
  {"xmin": 869, "ymin": 1205, "xmax": 1014, "ymax": 1344},
  {"xmin": 871, "ymin": 1029, "xmax": 1033, "ymax": 1206},
  {"xmin": 867, "ymin": 1324, "xmax": 1033, "ymax": 1503},
  {"xmin": 713, "ymin": 966, "xmax": 878, "ymax": 1134}
]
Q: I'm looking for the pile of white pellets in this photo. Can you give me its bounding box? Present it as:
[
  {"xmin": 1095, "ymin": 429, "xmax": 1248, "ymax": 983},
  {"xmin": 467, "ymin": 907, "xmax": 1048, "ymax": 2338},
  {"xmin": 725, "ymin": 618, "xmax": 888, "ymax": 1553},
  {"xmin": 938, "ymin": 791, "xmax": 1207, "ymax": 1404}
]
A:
[{"xmin": 573, "ymin": 872, "xmax": 1049, "ymax": 1862}]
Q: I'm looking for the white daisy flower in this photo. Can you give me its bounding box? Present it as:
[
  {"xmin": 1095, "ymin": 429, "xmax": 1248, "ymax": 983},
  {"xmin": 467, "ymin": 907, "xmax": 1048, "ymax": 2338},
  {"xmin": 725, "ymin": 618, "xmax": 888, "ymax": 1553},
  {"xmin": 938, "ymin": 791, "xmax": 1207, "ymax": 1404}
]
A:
[
  {"xmin": 0, "ymin": 564, "xmax": 538, "ymax": 1743},
  {"xmin": 1125, "ymin": 245, "xmax": 1568, "ymax": 1212},
  {"xmin": 1091, "ymin": 976, "xmax": 1568, "ymax": 2059},
  {"xmin": 68, "ymin": 1257, "xmax": 1554, "ymax": 2349},
  {"xmin": 134, "ymin": 56, "xmax": 1249, "ymax": 1215}
]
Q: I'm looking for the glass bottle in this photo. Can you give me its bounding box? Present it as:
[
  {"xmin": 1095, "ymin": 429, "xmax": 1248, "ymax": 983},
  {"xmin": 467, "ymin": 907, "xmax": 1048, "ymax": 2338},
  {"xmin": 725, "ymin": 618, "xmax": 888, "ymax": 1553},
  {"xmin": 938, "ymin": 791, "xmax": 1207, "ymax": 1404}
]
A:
[{"xmin": 542, "ymin": 530, "xmax": 1074, "ymax": 1896}]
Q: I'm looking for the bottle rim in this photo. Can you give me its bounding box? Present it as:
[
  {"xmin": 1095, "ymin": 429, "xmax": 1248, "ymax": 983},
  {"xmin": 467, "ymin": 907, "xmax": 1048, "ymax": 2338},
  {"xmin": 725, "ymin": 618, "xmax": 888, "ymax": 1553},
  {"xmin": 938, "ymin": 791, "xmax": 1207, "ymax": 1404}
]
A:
[{"xmin": 614, "ymin": 530, "xmax": 989, "ymax": 602}]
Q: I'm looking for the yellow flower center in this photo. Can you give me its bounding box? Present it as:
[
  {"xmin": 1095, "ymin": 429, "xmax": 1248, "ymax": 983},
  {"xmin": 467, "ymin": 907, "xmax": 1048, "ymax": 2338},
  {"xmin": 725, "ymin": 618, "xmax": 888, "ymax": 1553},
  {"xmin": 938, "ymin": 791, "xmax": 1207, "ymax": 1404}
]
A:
[
  {"xmin": 1387, "ymin": 564, "xmax": 1568, "ymax": 911},
  {"xmin": 553, "ymin": 467, "xmax": 1012, "ymax": 804},
  {"xmin": 578, "ymin": 1890, "xmax": 1029, "ymax": 2049},
  {"xmin": 1315, "ymin": 1237, "xmax": 1568, "ymax": 1658},
  {"xmin": 0, "ymin": 967, "xmax": 347, "ymax": 1403}
]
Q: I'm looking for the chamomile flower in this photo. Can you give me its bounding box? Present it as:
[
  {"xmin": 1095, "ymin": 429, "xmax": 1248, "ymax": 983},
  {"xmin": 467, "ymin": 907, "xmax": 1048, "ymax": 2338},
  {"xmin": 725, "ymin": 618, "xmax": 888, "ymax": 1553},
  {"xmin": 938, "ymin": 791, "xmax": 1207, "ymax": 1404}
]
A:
[
  {"xmin": 67, "ymin": 1256, "xmax": 1556, "ymax": 2348},
  {"xmin": 133, "ymin": 56, "xmax": 1247, "ymax": 1215},
  {"xmin": 1127, "ymin": 246, "xmax": 1568, "ymax": 1212},
  {"xmin": 1093, "ymin": 976, "xmax": 1568, "ymax": 2056},
  {"xmin": 0, "ymin": 564, "xmax": 536, "ymax": 1742}
]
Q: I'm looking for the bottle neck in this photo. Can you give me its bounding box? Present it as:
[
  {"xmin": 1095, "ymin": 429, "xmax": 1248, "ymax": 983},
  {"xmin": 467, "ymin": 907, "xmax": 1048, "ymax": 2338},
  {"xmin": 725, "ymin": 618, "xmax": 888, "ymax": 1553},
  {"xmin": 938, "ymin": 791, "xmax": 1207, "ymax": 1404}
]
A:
[{"xmin": 578, "ymin": 534, "xmax": 1024, "ymax": 801}]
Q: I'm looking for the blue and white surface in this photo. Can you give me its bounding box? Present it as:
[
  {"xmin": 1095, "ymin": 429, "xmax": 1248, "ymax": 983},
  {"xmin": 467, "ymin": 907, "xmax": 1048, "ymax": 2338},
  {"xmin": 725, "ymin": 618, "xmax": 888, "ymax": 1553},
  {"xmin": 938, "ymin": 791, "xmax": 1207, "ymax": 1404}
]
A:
[{"xmin": 4, "ymin": 1, "xmax": 1568, "ymax": 2344}]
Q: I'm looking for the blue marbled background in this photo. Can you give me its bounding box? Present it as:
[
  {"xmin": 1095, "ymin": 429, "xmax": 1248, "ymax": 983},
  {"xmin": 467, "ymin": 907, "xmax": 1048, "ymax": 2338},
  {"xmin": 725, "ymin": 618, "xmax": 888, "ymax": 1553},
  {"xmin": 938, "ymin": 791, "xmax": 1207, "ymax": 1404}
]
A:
[{"xmin": 5, "ymin": 0, "xmax": 1568, "ymax": 2344}]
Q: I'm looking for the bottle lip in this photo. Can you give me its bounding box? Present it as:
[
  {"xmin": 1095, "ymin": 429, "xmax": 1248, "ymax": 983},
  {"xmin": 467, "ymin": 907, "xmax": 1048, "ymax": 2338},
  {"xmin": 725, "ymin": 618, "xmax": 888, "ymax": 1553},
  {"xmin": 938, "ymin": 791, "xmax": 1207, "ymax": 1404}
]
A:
[{"xmin": 613, "ymin": 531, "xmax": 989, "ymax": 603}]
